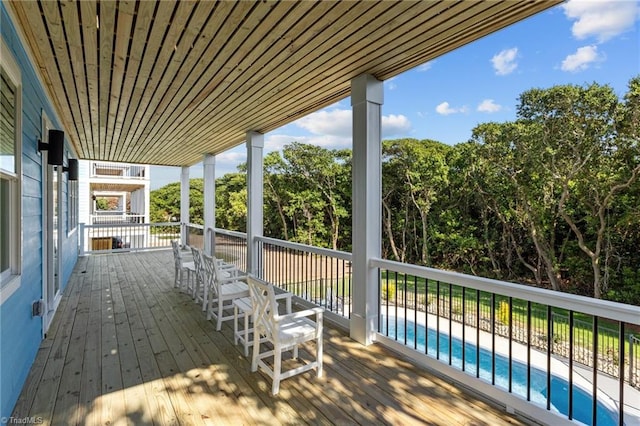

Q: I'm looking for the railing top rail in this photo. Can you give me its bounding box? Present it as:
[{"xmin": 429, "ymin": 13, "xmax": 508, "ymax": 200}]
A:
[
  {"xmin": 186, "ymin": 223, "xmax": 204, "ymax": 230},
  {"xmin": 372, "ymin": 257, "xmax": 640, "ymax": 325},
  {"xmin": 256, "ymin": 235, "xmax": 352, "ymax": 261},
  {"xmin": 214, "ymin": 228, "xmax": 247, "ymax": 239},
  {"xmin": 83, "ymin": 221, "xmax": 176, "ymax": 230}
]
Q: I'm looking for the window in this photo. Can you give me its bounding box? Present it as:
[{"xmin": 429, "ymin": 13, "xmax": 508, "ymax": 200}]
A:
[{"xmin": 0, "ymin": 38, "xmax": 22, "ymax": 304}]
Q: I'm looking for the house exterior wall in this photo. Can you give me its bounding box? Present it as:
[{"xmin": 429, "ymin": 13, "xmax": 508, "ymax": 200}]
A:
[{"xmin": 0, "ymin": 2, "xmax": 78, "ymax": 418}]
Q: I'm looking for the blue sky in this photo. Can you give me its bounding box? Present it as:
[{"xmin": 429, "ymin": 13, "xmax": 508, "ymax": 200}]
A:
[{"xmin": 151, "ymin": 0, "xmax": 639, "ymax": 190}]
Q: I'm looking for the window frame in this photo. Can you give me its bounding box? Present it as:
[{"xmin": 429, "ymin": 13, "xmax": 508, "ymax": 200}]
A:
[{"xmin": 0, "ymin": 37, "xmax": 23, "ymax": 305}]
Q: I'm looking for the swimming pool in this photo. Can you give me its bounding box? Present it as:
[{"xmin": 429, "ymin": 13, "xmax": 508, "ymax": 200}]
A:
[{"xmin": 380, "ymin": 316, "xmax": 620, "ymax": 426}]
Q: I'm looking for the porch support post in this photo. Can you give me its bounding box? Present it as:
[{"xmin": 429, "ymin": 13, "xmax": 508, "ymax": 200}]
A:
[
  {"xmin": 180, "ymin": 166, "xmax": 190, "ymax": 246},
  {"xmin": 246, "ymin": 131, "xmax": 264, "ymax": 276},
  {"xmin": 203, "ymin": 154, "xmax": 216, "ymax": 255},
  {"xmin": 350, "ymin": 74, "xmax": 383, "ymax": 345}
]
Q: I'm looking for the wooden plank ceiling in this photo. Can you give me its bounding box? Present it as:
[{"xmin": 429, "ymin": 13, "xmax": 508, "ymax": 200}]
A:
[{"xmin": 8, "ymin": 0, "xmax": 561, "ymax": 167}]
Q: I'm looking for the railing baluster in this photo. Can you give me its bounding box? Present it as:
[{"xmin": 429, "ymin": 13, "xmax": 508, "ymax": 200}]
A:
[
  {"xmin": 414, "ymin": 275, "xmax": 418, "ymax": 350},
  {"xmin": 476, "ymin": 289, "xmax": 480, "ymax": 379},
  {"xmin": 619, "ymin": 322, "xmax": 625, "ymax": 426},
  {"xmin": 569, "ymin": 311, "xmax": 574, "ymax": 420},
  {"xmin": 547, "ymin": 305, "xmax": 552, "ymax": 411},
  {"xmin": 448, "ymin": 283, "xmax": 452, "ymax": 365},
  {"xmin": 436, "ymin": 280, "xmax": 441, "ymax": 360},
  {"xmin": 593, "ymin": 316, "xmax": 598, "ymax": 426},
  {"xmin": 491, "ymin": 292, "xmax": 495, "ymax": 386},
  {"xmin": 509, "ymin": 296, "xmax": 513, "ymax": 394},
  {"xmin": 527, "ymin": 301, "xmax": 531, "ymax": 402},
  {"xmin": 462, "ymin": 288, "xmax": 466, "ymax": 372}
]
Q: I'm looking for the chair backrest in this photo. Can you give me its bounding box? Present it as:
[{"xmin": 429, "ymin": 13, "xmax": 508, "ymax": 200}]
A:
[
  {"xmin": 191, "ymin": 247, "xmax": 204, "ymax": 282},
  {"xmin": 201, "ymin": 254, "xmax": 218, "ymax": 296},
  {"xmin": 247, "ymin": 276, "xmax": 280, "ymax": 340},
  {"xmin": 171, "ymin": 240, "xmax": 181, "ymax": 266}
]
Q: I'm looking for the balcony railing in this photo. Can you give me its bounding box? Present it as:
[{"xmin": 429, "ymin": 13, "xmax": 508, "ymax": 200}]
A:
[
  {"xmin": 205, "ymin": 226, "xmax": 639, "ymax": 425},
  {"xmin": 79, "ymin": 222, "xmax": 182, "ymax": 254},
  {"xmin": 256, "ymin": 235, "xmax": 352, "ymax": 322},
  {"xmin": 374, "ymin": 258, "xmax": 640, "ymax": 426},
  {"xmin": 90, "ymin": 212, "xmax": 145, "ymax": 224},
  {"xmin": 91, "ymin": 161, "xmax": 147, "ymax": 179},
  {"xmin": 90, "ymin": 224, "xmax": 637, "ymax": 425}
]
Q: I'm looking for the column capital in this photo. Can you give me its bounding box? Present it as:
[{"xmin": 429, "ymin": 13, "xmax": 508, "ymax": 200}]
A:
[
  {"xmin": 246, "ymin": 131, "xmax": 264, "ymax": 148},
  {"xmin": 203, "ymin": 153, "xmax": 215, "ymax": 165},
  {"xmin": 351, "ymin": 74, "xmax": 383, "ymax": 106}
]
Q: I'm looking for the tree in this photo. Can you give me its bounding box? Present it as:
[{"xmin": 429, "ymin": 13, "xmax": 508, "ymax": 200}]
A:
[
  {"xmin": 517, "ymin": 80, "xmax": 640, "ymax": 298},
  {"xmin": 382, "ymin": 139, "xmax": 450, "ymax": 266},
  {"xmin": 150, "ymin": 179, "xmax": 204, "ymax": 224}
]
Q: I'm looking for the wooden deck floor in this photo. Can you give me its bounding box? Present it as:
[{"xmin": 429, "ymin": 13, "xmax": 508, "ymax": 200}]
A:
[{"xmin": 12, "ymin": 250, "xmax": 527, "ymax": 426}]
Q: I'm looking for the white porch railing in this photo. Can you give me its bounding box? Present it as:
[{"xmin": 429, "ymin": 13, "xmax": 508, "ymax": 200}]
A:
[
  {"xmin": 91, "ymin": 161, "xmax": 147, "ymax": 179},
  {"xmin": 373, "ymin": 258, "xmax": 640, "ymax": 426},
  {"xmin": 79, "ymin": 222, "xmax": 182, "ymax": 255},
  {"xmin": 90, "ymin": 212, "xmax": 146, "ymax": 224},
  {"xmin": 207, "ymin": 227, "xmax": 639, "ymax": 426}
]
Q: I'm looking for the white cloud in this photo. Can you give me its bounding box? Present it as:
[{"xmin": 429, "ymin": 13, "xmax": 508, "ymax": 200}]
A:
[
  {"xmin": 216, "ymin": 151, "xmax": 246, "ymax": 163},
  {"xmin": 382, "ymin": 114, "xmax": 411, "ymax": 137},
  {"xmin": 385, "ymin": 77, "xmax": 398, "ymax": 91},
  {"xmin": 435, "ymin": 101, "xmax": 468, "ymax": 115},
  {"xmin": 477, "ymin": 99, "xmax": 502, "ymax": 113},
  {"xmin": 491, "ymin": 48, "xmax": 519, "ymax": 75},
  {"xmin": 295, "ymin": 109, "xmax": 352, "ymax": 137},
  {"xmin": 417, "ymin": 61, "xmax": 433, "ymax": 72},
  {"xmin": 561, "ymin": 45, "xmax": 602, "ymax": 72},
  {"xmin": 279, "ymin": 108, "xmax": 412, "ymax": 147},
  {"xmin": 562, "ymin": 0, "xmax": 639, "ymax": 42}
]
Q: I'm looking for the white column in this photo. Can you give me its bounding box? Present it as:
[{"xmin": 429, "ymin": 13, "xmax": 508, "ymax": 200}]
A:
[
  {"xmin": 203, "ymin": 154, "xmax": 216, "ymax": 255},
  {"xmin": 246, "ymin": 131, "xmax": 264, "ymax": 276},
  {"xmin": 350, "ymin": 74, "xmax": 383, "ymax": 345},
  {"xmin": 180, "ymin": 166, "xmax": 190, "ymax": 246},
  {"xmin": 143, "ymin": 183, "xmax": 150, "ymax": 223}
]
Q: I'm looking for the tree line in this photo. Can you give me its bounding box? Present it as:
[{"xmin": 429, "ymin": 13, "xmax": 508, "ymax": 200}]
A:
[{"xmin": 151, "ymin": 77, "xmax": 640, "ymax": 304}]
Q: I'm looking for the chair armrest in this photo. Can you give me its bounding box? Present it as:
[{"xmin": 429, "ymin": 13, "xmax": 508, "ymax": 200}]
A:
[
  {"xmin": 218, "ymin": 273, "xmax": 247, "ymax": 284},
  {"xmin": 276, "ymin": 307, "xmax": 324, "ymax": 323}
]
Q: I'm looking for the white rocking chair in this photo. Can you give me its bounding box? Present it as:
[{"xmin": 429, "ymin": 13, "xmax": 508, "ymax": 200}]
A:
[{"xmin": 248, "ymin": 275, "xmax": 324, "ymax": 395}]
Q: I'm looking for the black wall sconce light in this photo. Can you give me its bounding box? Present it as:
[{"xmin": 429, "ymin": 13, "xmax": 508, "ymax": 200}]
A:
[
  {"xmin": 65, "ymin": 158, "xmax": 79, "ymax": 181},
  {"xmin": 38, "ymin": 129, "xmax": 78, "ymax": 180},
  {"xmin": 38, "ymin": 129, "xmax": 65, "ymax": 166}
]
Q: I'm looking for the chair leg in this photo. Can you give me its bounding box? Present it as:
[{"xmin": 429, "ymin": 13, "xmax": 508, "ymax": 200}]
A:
[
  {"xmin": 272, "ymin": 344, "xmax": 282, "ymax": 395},
  {"xmin": 216, "ymin": 298, "xmax": 224, "ymax": 331},
  {"xmin": 317, "ymin": 336, "xmax": 323, "ymax": 378},
  {"xmin": 206, "ymin": 290, "xmax": 213, "ymax": 320},
  {"xmin": 243, "ymin": 311, "xmax": 250, "ymax": 357},
  {"xmin": 233, "ymin": 305, "xmax": 239, "ymax": 345},
  {"xmin": 201, "ymin": 284, "xmax": 208, "ymax": 311},
  {"xmin": 251, "ymin": 333, "xmax": 260, "ymax": 372}
]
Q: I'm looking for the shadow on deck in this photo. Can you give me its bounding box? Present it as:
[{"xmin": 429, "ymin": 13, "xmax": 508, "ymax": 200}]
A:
[{"xmin": 12, "ymin": 250, "xmax": 526, "ymax": 425}]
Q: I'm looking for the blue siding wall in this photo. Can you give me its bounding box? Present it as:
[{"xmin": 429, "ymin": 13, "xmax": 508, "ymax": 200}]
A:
[{"xmin": 1, "ymin": 3, "xmax": 79, "ymax": 418}]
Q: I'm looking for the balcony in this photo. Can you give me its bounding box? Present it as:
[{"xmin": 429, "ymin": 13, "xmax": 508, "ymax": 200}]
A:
[
  {"xmin": 11, "ymin": 250, "xmax": 523, "ymax": 425},
  {"xmin": 49, "ymin": 222, "xmax": 640, "ymax": 425},
  {"xmin": 91, "ymin": 162, "xmax": 148, "ymax": 180}
]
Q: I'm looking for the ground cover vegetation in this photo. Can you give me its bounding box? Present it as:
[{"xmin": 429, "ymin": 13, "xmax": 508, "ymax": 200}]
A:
[{"xmin": 151, "ymin": 77, "xmax": 640, "ymax": 305}]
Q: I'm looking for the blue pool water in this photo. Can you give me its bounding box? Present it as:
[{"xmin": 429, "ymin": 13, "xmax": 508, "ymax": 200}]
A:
[{"xmin": 381, "ymin": 316, "xmax": 620, "ymax": 426}]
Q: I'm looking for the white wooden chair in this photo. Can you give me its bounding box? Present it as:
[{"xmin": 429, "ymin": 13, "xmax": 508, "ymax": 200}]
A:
[
  {"xmin": 190, "ymin": 247, "xmax": 206, "ymax": 308},
  {"xmin": 171, "ymin": 240, "xmax": 195, "ymax": 292},
  {"xmin": 248, "ymin": 275, "xmax": 324, "ymax": 395},
  {"xmin": 202, "ymin": 253, "xmax": 249, "ymax": 330},
  {"xmin": 234, "ymin": 290, "xmax": 293, "ymax": 357}
]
